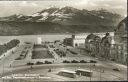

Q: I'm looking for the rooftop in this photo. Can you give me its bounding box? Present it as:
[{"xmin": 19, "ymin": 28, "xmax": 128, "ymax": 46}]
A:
[
  {"xmin": 77, "ymin": 69, "xmax": 92, "ymax": 72},
  {"xmin": 59, "ymin": 70, "xmax": 76, "ymax": 74}
]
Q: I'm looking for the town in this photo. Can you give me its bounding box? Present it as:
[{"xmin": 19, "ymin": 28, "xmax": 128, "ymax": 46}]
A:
[{"xmin": 0, "ymin": 17, "xmax": 127, "ymax": 81}]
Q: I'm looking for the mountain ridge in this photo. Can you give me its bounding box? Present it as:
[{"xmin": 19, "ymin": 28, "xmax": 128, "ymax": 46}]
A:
[{"xmin": 0, "ymin": 6, "xmax": 123, "ymax": 35}]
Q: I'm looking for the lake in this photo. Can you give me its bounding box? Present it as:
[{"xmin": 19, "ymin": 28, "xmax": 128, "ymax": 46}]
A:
[
  {"xmin": 0, "ymin": 32, "xmax": 114, "ymax": 44},
  {"xmin": 0, "ymin": 34, "xmax": 71, "ymax": 44}
]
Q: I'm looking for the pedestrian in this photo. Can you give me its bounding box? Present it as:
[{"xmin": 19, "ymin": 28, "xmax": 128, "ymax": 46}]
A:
[
  {"xmin": 102, "ymin": 70, "xmax": 104, "ymax": 73},
  {"xmin": 30, "ymin": 65, "xmax": 33, "ymax": 69},
  {"xmin": 93, "ymin": 64, "xmax": 95, "ymax": 66},
  {"xmin": 28, "ymin": 69, "xmax": 31, "ymax": 73},
  {"xmin": 48, "ymin": 68, "xmax": 51, "ymax": 72},
  {"xmin": 10, "ymin": 64, "xmax": 11, "ymax": 67}
]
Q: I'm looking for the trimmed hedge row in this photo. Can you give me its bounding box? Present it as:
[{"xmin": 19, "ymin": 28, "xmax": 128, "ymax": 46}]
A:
[
  {"xmin": 27, "ymin": 61, "xmax": 52, "ymax": 65},
  {"xmin": 63, "ymin": 60, "xmax": 97, "ymax": 63}
]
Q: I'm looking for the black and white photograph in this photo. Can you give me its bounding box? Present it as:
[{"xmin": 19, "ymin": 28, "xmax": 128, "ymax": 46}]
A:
[{"xmin": 0, "ymin": 0, "xmax": 127, "ymax": 81}]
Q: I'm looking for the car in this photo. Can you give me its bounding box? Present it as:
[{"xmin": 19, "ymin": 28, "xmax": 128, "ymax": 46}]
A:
[
  {"xmin": 89, "ymin": 60, "xmax": 97, "ymax": 63},
  {"xmin": 113, "ymin": 68, "xmax": 120, "ymax": 71},
  {"xmin": 80, "ymin": 60, "xmax": 87, "ymax": 63},
  {"xmin": 71, "ymin": 60, "xmax": 79, "ymax": 63},
  {"xmin": 111, "ymin": 58, "xmax": 115, "ymax": 61}
]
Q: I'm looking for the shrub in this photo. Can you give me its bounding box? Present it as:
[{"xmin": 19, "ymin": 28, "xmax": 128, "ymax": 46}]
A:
[
  {"xmin": 71, "ymin": 60, "xmax": 79, "ymax": 63},
  {"xmin": 80, "ymin": 60, "xmax": 87, "ymax": 63},
  {"xmin": 69, "ymin": 50, "xmax": 78, "ymax": 55},
  {"xmin": 15, "ymin": 57, "xmax": 21, "ymax": 60},
  {"xmin": 36, "ymin": 61, "xmax": 44, "ymax": 65},
  {"xmin": 27, "ymin": 62, "xmax": 34, "ymax": 65},
  {"xmin": 111, "ymin": 59, "xmax": 115, "ymax": 61},
  {"xmin": 63, "ymin": 60, "xmax": 70, "ymax": 63},
  {"xmin": 44, "ymin": 61, "xmax": 52, "ymax": 64},
  {"xmin": 89, "ymin": 60, "xmax": 97, "ymax": 63}
]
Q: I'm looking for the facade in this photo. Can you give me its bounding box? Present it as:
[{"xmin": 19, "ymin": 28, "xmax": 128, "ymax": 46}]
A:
[
  {"xmin": 85, "ymin": 33, "xmax": 102, "ymax": 57},
  {"xmin": 72, "ymin": 34, "xmax": 87, "ymax": 47},
  {"xmin": 63, "ymin": 38, "xmax": 73, "ymax": 46},
  {"xmin": 114, "ymin": 17, "xmax": 127, "ymax": 64},
  {"xmin": 100, "ymin": 33, "xmax": 112, "ymax": 59}
]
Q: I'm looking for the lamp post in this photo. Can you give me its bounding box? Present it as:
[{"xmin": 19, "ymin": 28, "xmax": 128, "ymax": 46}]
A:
[
  {"xmin": 89, "ymin": 47, "xmax": 92, "ymax": 81},
  {"xmin": 99, "ymin": 67, "xmax": 101, "ymax": 81},
  {"xmin": 89, "ymin": 64, "xmax": 92, "ymax": 81},
  {"xmin": 2, "ymin": 54, "xmax": 5, "ymax": 82}
]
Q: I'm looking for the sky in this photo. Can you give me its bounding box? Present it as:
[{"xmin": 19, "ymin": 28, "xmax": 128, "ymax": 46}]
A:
[{"xmin": 0, "ymin": 0, "xmax": 127, "ymax": 17}]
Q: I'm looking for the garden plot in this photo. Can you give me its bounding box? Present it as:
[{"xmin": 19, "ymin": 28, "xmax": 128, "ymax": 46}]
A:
[
  {"xmin": 32, "ymin": 50, "xmax": 54, "ymax": 59},
  {"xmin": 32, "ymin": 45, "xmax": 54, "ymax": 59}
]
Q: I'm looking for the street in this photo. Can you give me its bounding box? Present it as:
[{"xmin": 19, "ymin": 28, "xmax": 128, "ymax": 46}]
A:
[{"xmin": 0, "ymin": 42, "xmax": 127, "ymax": 81}]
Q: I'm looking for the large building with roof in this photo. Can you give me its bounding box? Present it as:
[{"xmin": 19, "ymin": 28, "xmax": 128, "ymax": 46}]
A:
[
  {"xmin": 114, "ymin": 17, "xmax": 127, "ymax": 64},
  {"xmin": 85, "ymin": 33, "xmax": 102, "ymax": 57}
]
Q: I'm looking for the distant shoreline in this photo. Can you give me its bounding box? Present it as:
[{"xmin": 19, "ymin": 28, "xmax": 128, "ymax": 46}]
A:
[{"xmin": 0, "ymin": 31, "xmax": 114, "ymax": 36}]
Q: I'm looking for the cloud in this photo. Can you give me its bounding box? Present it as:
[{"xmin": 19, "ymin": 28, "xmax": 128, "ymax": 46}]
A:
[
  {"xmin": 0, "ymin": 0, "xmax": 127, "ymax": 17},
  {"xmin": 103, "ymin": 4, "xmax": 110, "ymax": 7},
  {"xmin": 89, "ymin": 2, "xmax": 98, "ymax": 6},
  {"xmin": 19, "ymin": 1, "xmax": 38, "ymax": 7},
  {"xmin": 112, "ymin": 5, "xmax": 125, "ymax": 9},
  {"xmin": 74, "ymin": 0, "xmax": 89, "ymax": 7}
]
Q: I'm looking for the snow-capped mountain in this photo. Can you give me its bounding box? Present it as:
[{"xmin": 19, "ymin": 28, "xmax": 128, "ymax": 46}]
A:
[
  {"xmin": 26, "ymin": 6, "xmax": 80, "ymax": 23},
  {"xmin": 0, "ymin": 6, "xmax": 124, "ymax": 35},
  {"xmin": 0, "ymin": 6, "xmax": 122, "ymax": 26}
]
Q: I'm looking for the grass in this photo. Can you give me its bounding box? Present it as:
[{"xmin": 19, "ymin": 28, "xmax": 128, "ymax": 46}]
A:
[{"xmin": 32, "ymin": 50, "xmax": 54, "ymax": 59}]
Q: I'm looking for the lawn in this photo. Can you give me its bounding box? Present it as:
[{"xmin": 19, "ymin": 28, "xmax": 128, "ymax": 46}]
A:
[{"xmin": 32, "ymin": 50, "xmax": 54, "ymax": 59}]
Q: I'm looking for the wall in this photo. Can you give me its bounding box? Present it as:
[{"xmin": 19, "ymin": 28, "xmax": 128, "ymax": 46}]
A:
[{"xmin": 73, "ymin": 39, "xmax": 85, "ymax": 47}]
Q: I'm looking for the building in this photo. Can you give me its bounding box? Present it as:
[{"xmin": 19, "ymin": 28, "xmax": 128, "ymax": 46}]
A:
[
  {"xmin": 114, "ymin": 17, "xmax": 127, "ymax": 64},
  {"xmin": 72, "ymin": 34, "xmax": 87, "ymax": 47},
  {"xmin": 85, "ymin": 33, "xmax": 102, "ymax": 57},
  {"xmin": 63, "ymin": 38, "xmax": 73, "ymax": 46},
  {"xmin": 100, "ymin": 32, "xmax": 112, "ymax": 59},
  {"xmin": 75, "ymin": 69, "xmax": 93, "ymax": 77},
  {"xmin": 58, "ymin": 70, "xmax": 76, "ymax": 78},
  {"xmin": 63, "ymin": 34, "xmax": 88, "ymax": 47}
]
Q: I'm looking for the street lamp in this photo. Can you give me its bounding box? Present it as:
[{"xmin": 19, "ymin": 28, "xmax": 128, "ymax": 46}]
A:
[
  {"xmin": 2, "ymin": 55, "xmax": 5, "ymax": 82},
  {"xmin": 89, "ymin": 64, "xmax": 92, "ymax": 81},
  {"xmin": 99, "ymin": 67, "xmax": 102, "ymax": 81}
]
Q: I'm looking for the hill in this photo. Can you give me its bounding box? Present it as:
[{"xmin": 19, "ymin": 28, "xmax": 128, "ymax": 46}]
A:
[{"xmin": 0, "ymin": 6, "xmax": 123, "ymax": 35}]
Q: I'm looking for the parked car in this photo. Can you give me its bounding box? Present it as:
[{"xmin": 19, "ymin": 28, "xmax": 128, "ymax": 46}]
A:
[
  {"xmin": 111, "ymin": 58, "xmax": 115, "ymax": 61},
  {"xmin": 44, "ymin": 61, "xmax": 52, "ymax": 64},
  {"xmin": 27, "ymin": 62, "xmax": 34, "ymax": 65},
  {"xmin": 36, "ymin": 61, "xmax": 44, "ymax": 65},
  {"xmin": 63, "ymin": 60, "xmax": 70, "ymax": 63},
  {"xmin": 71, "ymin": 60, "xmax": 79, "ymax": 63},
  {"xmin": 113, "ymin": 68, "xmax": 120, "ymax": 71},
  {"xmin": 89, "ymin": 60, "xmax": 97, "ymax": 63},
  {"xmin": 80, "ymin": 60, "xmax": 87, "ymax": 63}
]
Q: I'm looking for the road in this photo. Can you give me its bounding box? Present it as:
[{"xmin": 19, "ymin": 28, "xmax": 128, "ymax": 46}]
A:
[
  {"xmin": 1, "ymin": 62, "xmax": 127, "ymax": 81},
  {"xmin": 0, "ymin": 42, "xmax": 127, "ymax": 81},
  {"xmin": 0, "ymin": 58, "xmax": 127, "ymax": 81}
]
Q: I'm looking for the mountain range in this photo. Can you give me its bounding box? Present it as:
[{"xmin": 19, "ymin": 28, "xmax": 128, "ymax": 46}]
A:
[{"xmin": 0, "ymin": 6, "xmax": 123, "ymax": 35}]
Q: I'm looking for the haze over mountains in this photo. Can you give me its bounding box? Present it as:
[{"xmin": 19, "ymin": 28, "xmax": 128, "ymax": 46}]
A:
[{"xmin": 0, "ymin": 6, "xmax": 123, "ymax": 35}]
